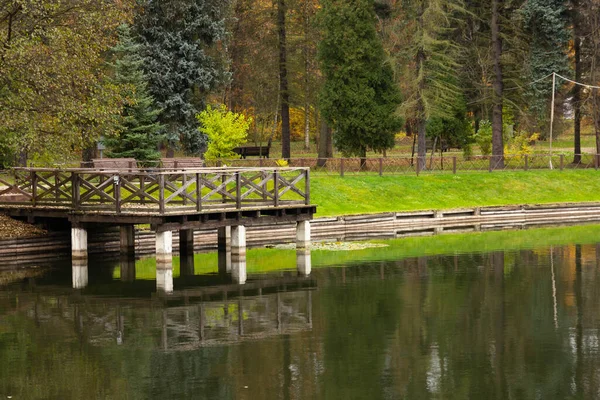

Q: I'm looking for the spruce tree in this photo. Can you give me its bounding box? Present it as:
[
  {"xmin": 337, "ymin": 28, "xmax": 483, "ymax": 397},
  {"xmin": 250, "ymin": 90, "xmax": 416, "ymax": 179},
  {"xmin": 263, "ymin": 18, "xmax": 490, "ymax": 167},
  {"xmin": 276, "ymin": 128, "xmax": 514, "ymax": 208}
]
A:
[
  {"xmin": 318, "ymin": 0, "xmax": 402, "ymax": 164},
  {"xmin": 105, "ymin": 24, "xmax": 162, "ymax": 164},
  {"xmin": 136, "ymin": 0, "xmax": 227, "ymax": 157},
  {"xmin": 522, "ymin": 0, "xmax": 570, "ymax": 134}
]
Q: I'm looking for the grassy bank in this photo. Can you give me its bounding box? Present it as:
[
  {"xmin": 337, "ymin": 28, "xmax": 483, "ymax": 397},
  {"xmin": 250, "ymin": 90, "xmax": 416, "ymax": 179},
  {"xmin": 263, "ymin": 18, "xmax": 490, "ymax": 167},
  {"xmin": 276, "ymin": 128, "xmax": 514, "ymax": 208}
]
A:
[{"xmin": 311, "ymin": 170, "xmax": 600, "ymax": 216}]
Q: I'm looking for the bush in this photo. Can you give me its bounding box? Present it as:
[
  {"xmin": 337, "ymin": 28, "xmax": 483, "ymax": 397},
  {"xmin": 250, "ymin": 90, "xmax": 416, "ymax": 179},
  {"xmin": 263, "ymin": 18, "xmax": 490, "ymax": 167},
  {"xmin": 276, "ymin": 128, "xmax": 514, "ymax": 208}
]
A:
[
  {"xmin": 475, "ymin": 120, "xmax": 492, "ymax": 155},
  {"xmin": 197, "ymin": 105, "xmax": 252, "ymax": 160}
]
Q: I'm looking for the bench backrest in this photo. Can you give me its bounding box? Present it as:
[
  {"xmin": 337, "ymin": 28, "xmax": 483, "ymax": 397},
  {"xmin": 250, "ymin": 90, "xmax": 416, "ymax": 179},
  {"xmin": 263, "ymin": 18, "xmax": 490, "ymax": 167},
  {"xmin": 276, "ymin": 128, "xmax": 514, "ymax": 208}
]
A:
[
  {"xmin": 233, "ymin": 145, "xmax": 270, "ymax": 158},
  {"xmin": 161, "ymin": 157, "xmax": 204, "ymax": 169},
  {"xmin": 92, "ymin": 158, "xmax": 138, "ymax": 170}
]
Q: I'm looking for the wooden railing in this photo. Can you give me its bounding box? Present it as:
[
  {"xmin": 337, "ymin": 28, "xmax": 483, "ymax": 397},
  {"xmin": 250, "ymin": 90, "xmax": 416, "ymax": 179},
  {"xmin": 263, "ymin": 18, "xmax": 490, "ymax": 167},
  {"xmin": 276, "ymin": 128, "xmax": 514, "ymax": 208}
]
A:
[{"xmin": 0, "ymin": 167, "xmax": 310, "ymax": 214}]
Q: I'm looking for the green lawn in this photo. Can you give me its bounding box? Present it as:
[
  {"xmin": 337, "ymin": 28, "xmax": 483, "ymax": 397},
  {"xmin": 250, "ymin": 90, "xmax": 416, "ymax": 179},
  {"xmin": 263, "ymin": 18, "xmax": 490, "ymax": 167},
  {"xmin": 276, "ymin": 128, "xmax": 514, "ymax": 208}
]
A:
[{"xmin": 311, "ymin": 170, "xmax": 600, "ymax": 216}]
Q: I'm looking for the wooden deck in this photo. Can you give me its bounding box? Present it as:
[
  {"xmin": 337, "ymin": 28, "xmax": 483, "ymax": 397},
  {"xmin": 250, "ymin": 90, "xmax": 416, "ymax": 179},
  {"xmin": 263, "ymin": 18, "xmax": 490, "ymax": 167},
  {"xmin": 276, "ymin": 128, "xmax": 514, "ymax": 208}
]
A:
[{"xmin": 0, "ymin": 167, "xmax": 315, "ymax": 230}]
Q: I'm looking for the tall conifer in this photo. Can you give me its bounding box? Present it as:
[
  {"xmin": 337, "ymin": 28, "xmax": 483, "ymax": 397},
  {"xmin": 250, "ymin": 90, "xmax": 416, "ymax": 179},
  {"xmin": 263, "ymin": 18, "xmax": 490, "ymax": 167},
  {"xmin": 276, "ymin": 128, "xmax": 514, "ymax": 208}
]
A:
[
  {"xmin": 318, "ymin": 0, "xmax": 402, "ymax": 165},
  {"xmin": 105, "ymin": 24, "xmax": 162, "ymax": 163},
  {"xmin": 136, "ymin": 0, "xmax": 227, "ymax": 156}
]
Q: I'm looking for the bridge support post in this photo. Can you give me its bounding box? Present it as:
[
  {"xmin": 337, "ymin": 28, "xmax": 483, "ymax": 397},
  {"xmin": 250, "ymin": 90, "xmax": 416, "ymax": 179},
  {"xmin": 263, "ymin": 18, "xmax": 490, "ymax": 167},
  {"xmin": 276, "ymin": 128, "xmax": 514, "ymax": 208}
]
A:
[
  {"xmin": 120, "ymin": 254, "xmax": 136, "ymax": 282},
  {"xmin": 120, "ymin": 225, "xmax": 135, "ymax": 256},
  {"xmin": 231, "ymin": 225, "xmax": 247, "ymax": 284},
  {"xmin": 296, "ymin": 249, "xmax": 311, "ymax": 276},
  {"xmin": 156, "ymin": 229, "xmax": 173, "ymax": 292},
  {"xmin": 179, "ymin": 229, "xmax": 194, "ymax": 257},
  {"xmin": 71, "ymin": 226, "xmax": 88, "ymax": 260},
  {"xmin": 156, "ymin": 230, "xmax": 172, "ymax": 263},
  {"xmin": 156, "ymin": 261, "xmax": 173, "ymax": 293},
  {"xmin": 218, "ymin": 226, "xmax": 231, "ymax": 275},
  {"xmin": 72, "ymin": 258, "xmax": 88, "ymax": 289},
  {"xmin": 296, "ymin": 221, "xmax": 311, "ymax": 250}
]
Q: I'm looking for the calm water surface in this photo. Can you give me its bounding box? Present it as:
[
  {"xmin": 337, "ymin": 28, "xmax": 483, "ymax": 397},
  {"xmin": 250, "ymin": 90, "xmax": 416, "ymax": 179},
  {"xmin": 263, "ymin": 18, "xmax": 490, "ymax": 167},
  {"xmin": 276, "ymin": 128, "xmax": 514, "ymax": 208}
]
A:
[{"xmin": 2, "ymin": 229, "xmax": 600, "ymax": 399}]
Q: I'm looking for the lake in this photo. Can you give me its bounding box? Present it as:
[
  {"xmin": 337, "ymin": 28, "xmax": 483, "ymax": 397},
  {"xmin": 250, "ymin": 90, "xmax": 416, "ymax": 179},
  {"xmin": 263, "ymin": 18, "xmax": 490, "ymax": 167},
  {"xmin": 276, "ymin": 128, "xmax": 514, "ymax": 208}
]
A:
[{"xmin": 2, "ymin": 224, "xmax": 600, "ymax": 399}]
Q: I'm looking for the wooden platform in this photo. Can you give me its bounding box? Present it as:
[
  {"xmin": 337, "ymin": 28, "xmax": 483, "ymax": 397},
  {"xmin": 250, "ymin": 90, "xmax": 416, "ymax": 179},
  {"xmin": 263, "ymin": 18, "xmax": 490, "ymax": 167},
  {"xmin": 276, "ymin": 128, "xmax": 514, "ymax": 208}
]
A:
[{"xmin": 0, "ymin": 167, "xmax": 315, "ymax": 230}]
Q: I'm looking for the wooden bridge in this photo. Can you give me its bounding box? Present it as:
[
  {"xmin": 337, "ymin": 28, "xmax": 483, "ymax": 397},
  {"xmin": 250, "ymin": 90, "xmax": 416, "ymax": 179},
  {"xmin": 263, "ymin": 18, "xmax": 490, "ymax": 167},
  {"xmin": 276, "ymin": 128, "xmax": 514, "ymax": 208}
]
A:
[{"xmin": 0, "ymin": 166, "xmax": 316, "ymax": 289}]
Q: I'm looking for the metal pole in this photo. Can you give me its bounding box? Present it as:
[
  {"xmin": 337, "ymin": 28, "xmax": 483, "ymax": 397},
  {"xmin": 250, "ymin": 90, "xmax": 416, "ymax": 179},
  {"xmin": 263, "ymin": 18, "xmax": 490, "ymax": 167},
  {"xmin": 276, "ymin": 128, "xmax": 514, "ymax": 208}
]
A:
[{"xmin": 549, "ymin": 72, "xmax": 555, "ymax": 169}]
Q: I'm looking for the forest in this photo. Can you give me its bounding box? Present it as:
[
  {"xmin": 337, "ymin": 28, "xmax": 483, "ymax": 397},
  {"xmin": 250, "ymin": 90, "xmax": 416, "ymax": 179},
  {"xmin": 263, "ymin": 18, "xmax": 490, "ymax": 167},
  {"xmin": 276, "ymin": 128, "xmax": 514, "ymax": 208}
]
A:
[{"xmin": 0, "ymin": 0, "xmax": 598, "ymax": 169}]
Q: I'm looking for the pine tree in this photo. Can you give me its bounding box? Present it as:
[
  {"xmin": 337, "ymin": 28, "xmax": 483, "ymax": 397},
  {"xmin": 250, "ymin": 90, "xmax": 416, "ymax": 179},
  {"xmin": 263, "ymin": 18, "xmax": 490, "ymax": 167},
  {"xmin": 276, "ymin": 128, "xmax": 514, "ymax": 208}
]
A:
[
  {"xmin": 104, "ymin": 24, "xmax": 162, "ymax": 164},
  {"xmin": 318, "ymin": 0, "xmax": 402, "ymax": 165},
  {"xmin": 136, "ymin": 0, "xmax": 227, "ymax": 156}
]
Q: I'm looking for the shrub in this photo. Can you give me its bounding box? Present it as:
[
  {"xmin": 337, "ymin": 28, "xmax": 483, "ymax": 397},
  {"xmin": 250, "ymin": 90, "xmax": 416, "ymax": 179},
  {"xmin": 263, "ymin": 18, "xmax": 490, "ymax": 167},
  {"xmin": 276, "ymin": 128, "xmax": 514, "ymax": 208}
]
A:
[{"xmin": 197, "ymin": 105, "xmax": 252, "ymax": 160}]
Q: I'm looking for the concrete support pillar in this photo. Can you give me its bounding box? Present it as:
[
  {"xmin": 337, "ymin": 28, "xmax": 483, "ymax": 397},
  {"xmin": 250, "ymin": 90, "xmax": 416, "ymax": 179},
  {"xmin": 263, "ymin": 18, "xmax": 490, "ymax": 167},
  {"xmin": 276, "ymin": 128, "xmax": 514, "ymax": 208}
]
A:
[
  {"xmin": 296, "ymin": 249, "xmax": 311, "ymax": 276},
  {"xmin": 218, "ymin": 226, "xmax": 231, "ymax": 275},
  {"xmin": 120, "ymin": 225, "xmax": 135, "ymax": 256},
  {"xmin": 156, "ymin": 261, "xmax": 173, "ymax": 293},
  {"xmin": 156, "ymin": 230, "xmax": 172, "ymax": 263},
  {"xmin": 231, "ymin": 225, "xmax": 246, "ymax": 284},
  {"xmin": 296, "ymin": 221, "xmax": 311, "ymax": 250},
  {"xmin": 71, "ymin": 226, "xmax": 88, "ymax": 260},
  {"xmin": 179, "ymin": 229, "xmax": 194, "ymax": 257},
  {"xmin": 72, "ymin": 259, "xmax": 88, "ymax": 289},
  {"xmin": 120, "ymin": 254, "xmax": 136, "ymax": 282}
]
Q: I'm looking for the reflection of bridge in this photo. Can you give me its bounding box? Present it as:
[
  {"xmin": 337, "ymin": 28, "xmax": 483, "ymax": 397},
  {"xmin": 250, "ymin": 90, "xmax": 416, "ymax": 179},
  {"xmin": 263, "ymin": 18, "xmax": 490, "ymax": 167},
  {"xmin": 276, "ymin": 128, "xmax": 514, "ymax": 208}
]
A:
[
  {"xmin": 0, "ymin": 167, "xmax": 315, "ymax": 289},
  {"xmin": 3, "ymin": 274, "xmax": 315, "ymax": 350}
]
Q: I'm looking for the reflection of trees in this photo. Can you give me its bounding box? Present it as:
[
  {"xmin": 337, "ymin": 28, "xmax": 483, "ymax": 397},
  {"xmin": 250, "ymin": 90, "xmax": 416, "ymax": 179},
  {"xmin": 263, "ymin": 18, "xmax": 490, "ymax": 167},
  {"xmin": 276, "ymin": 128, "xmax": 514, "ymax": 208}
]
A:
[{"xmin": 5, "ymin": 244, "xmax": 600, "ymax": 398}]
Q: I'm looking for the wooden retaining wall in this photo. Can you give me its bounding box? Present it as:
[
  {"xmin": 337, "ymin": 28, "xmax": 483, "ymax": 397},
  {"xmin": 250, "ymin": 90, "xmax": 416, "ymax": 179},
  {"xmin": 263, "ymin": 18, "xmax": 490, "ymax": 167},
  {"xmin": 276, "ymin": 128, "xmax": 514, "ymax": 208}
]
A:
[{"xmin": 3, "ymin": 202, "xmax": 600, "ymax": 268}]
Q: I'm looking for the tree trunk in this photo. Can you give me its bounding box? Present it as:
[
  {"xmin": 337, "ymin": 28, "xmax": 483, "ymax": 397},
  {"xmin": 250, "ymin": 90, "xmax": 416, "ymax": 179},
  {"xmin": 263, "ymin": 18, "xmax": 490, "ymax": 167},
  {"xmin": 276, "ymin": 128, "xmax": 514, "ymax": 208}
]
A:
[
  {"xmin": 82, "ymin": 145, "xmax": 96, "ymax": 163},
  {"xmin": 360, "ymin": 146, "xmax": 367, "ymax": 171},
  {"xmin": 573, "ymin": 1, "xmax": 582, "ymax": 164},
  {"xmin": 278, "ymin": 0, "xmax": 291, "ymax": 160},
  {"xmin": 417, "ymin": 116, "xmax": 426, "ymax": 171},
  {"xmin": 303, "ymin": 0, "xmax": 311, "ymax": 151},
  {"xmin": 317, "ymin": 120, "xmax": 332, "ymax": 167},
  {"xmin": 491, "ymin": 0, "xmax": 504, "ymax": 170}
]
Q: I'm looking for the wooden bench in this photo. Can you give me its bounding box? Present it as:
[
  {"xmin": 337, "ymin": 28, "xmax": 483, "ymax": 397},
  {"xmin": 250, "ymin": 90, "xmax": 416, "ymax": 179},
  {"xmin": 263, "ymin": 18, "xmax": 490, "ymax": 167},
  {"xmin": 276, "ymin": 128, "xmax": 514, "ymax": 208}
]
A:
[
  {"xmin": 161, "ymin": 157, "xmax": 204, "ymax": 169},
  {"xmin": 92, "ymin": 158, "xmax": 138, "ymax": 171},
  {"xmin": 233, "ymin": 145, "xmax": 270, "ymax": 159}
]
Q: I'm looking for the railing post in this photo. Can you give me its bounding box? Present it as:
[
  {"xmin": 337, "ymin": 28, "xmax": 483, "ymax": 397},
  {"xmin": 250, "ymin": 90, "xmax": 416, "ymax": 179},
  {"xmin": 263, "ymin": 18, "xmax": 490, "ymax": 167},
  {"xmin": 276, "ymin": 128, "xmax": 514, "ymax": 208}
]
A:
[
  {"xmin": 524, "ymin": 155, "xmax": 529, "ymax": 171},
  {"xmin": 596, "ymin": 154, "xmax": 599, "ymax": 170},
  {"xmin": 452, "ymin": 156, "xmax": 457, "ymax": 174},
  {"xmin": 305, "ymin": 169, "xmax": 310, "ymax": 205},
  {"xmin": 72, "ymin": 172, "xmax": 80, "ymax": 210},
  {"xmin": 114, "ymin": 173, "xmax": 121, "ymax": 214},
  {"xmin": 196, "ymin": 172, "xmax": 202, "ymax": 212},
  {"xmin": 560, "ymin": 154, "xmax": 564, "ymax": 171},
  {"xmin": 489, "ymin": 156, "xmax": 493, "ymax": 173},
  {"xmin": 340, "ymin": 158, "xmax": 345, "ymax": 177},
  {"xmin": 235, "ymin": 171, "xmax": 241, "ymax": 209},
  {"xmin": 31, "ymin": 170, "xmax": 37, "ymax": 207},
  {"xmin": 274, "ymin": 170, "xmax": 279, "ymax": 207},
  {"xmin": 416, "ymin": 157, "xmax": 420, "ymax": 176},
  {"xmin": 159, "ymin": 174, "xmax": 165, "ymax": 214}
]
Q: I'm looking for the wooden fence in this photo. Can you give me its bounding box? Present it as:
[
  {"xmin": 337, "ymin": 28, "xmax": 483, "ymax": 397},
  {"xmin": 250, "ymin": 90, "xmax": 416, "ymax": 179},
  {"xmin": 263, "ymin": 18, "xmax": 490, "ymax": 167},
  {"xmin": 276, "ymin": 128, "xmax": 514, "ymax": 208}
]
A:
[{"xmin": 0, "ymin": 167, "xmax": 310, "ymax": 214}]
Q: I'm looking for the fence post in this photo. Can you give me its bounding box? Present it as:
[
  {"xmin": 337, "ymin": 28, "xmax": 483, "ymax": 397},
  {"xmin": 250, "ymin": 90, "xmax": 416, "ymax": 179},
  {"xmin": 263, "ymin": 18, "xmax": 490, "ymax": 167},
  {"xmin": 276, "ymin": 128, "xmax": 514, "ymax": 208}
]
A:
[
  {"xmin": 416, "ymin": 157, "xmax": 420, "ymax": 176},
  {"xmin": 379, "ymin": 158, "xmax": 383, "ymax": 176},
  {"xmin": 72, "ymin": 172, "xmax": 80, "ymax": 210},
  {"xmin": 489, "ymin": 156, "xmax": 493, "ymax": 173},
  {"xmin": 596, "ymin": 154, "xmax": 599, "ymax": 170},
  {"xmin": 159, "ymin": 174, "xmax": 165, "ymax": 214},
  {"xmin": 274, "ymin": 170, "xmax": 279, "ymax": 207},
  {"xmin": 236, "ymin": 171, "xmax": 241, "ymax": 209},
  {"xmin": 196, "ymin": 172, "xmax": 202, "ymax": 212},
  {"xmin": 114, "ymin": 174, "xmax": 121, "ymax": 214},
  {"xmin": 305, "ymin": 169, "xmax": 310, "ymax": 205},
  {"xmin": 452, "ymin": 157, "xmax": 457, "ymax": 174},
  {"xmin": 31, "ymin": 170, "xmax": 37, "ymax": 207},
  {"xmin": 560, "ymin": 154, "xmax": 564, "ymax": 171},
  {"xmin": 524, "ymin": 155, "xmax": 529, "ymax": 171},
  {"xmin": 340, "ymin": 158, "xmax": 345, "ymax": 177}
]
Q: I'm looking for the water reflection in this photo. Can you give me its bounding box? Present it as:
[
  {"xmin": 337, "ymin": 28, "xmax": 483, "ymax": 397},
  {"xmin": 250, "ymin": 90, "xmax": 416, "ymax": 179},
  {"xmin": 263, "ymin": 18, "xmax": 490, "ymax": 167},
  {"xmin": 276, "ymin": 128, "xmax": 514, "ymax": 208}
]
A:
[{"xmin": 4, "ymin": 237, "xmax": 600, "ymax": 399}]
